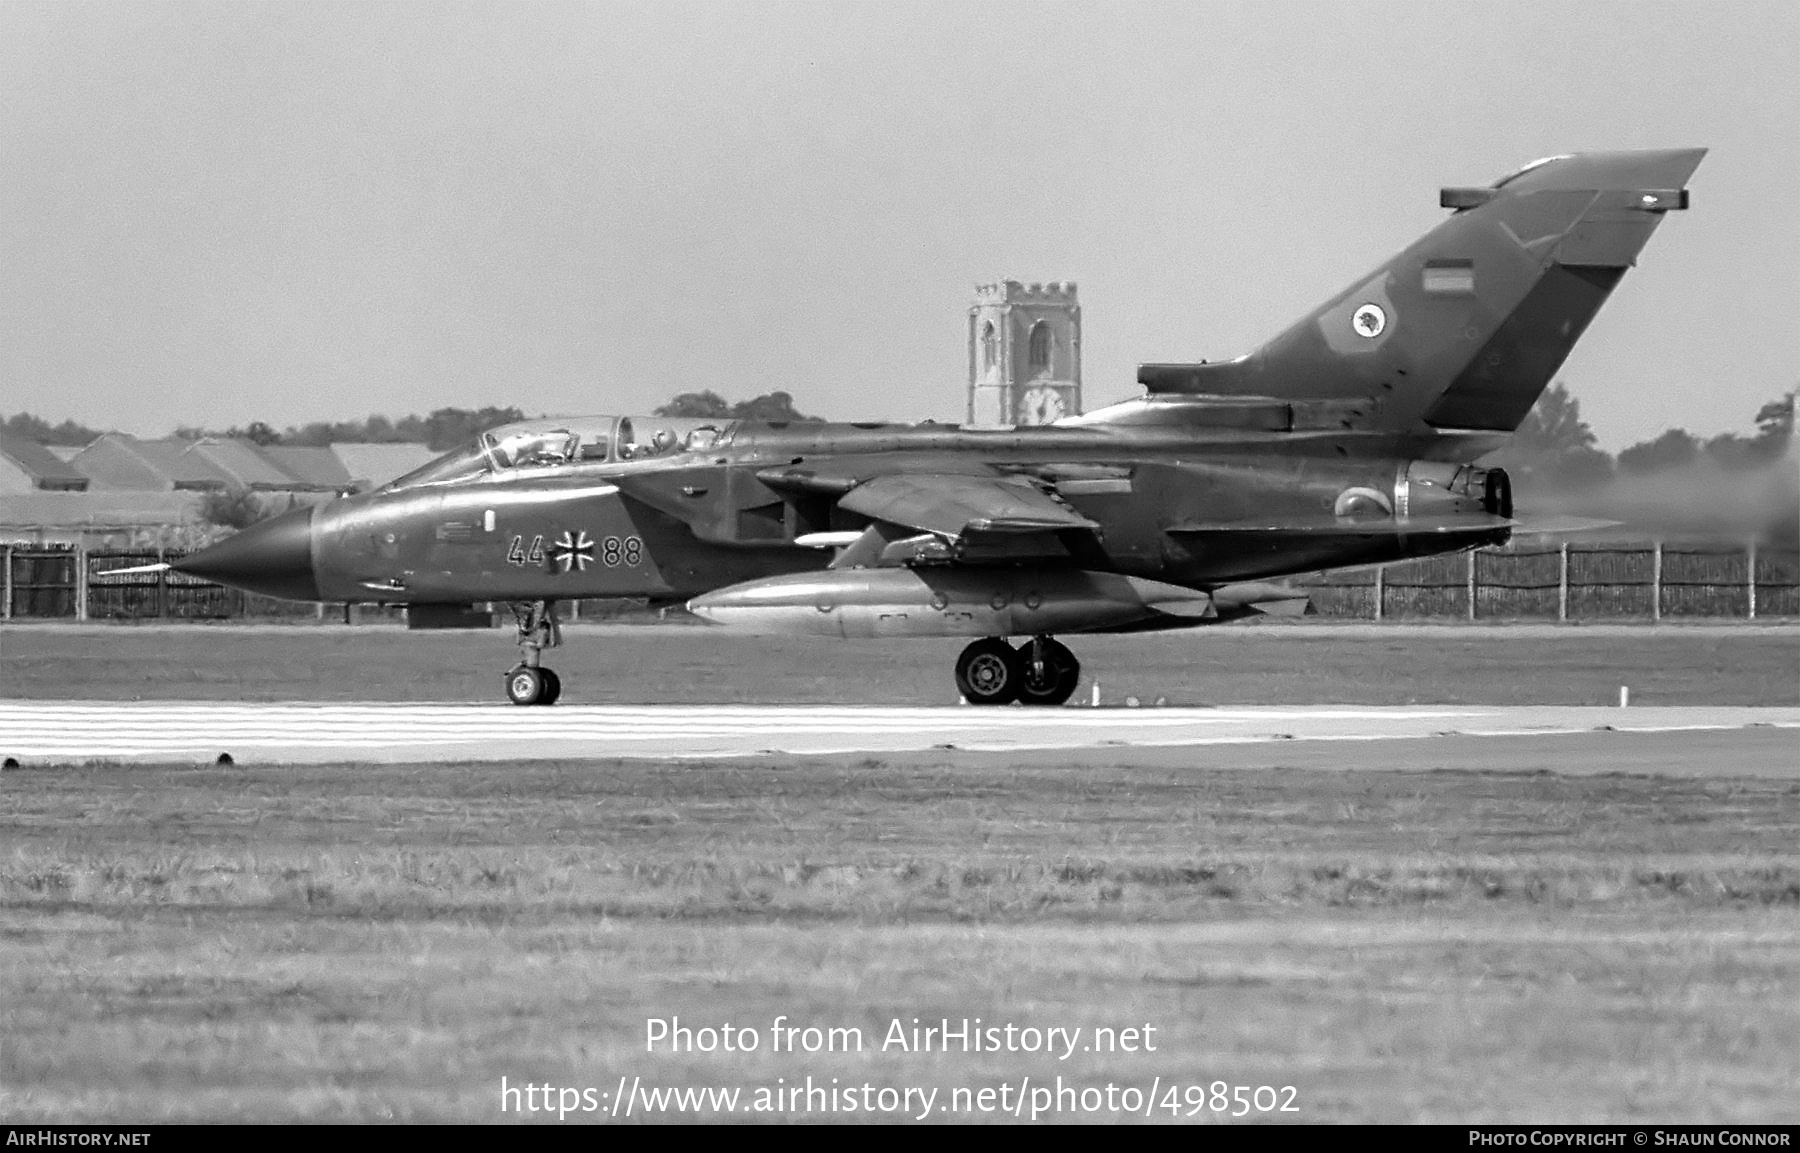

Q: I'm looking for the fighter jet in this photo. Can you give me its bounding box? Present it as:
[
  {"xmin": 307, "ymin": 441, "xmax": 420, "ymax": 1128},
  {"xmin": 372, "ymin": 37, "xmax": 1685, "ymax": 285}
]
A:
[{"xmin": 173, "ymin": 149, "xmax": 1704, "ymax": 705}]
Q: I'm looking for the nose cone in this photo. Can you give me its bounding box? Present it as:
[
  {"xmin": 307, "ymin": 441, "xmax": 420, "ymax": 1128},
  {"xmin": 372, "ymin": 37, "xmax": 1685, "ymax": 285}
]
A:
[{"xmin": 175, "ymin": 505, "xmax": 320, "ymax": 601}]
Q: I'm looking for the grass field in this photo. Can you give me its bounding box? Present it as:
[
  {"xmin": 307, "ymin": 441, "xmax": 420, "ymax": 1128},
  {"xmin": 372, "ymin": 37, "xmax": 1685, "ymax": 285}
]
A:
[
  {"xmin": 5, "ymin": 747, "xmax": 1799, "ymax": 1123},
  {"xmin": 2, "ymin": 625, "xmax": 1797, "ymax": 1123}
]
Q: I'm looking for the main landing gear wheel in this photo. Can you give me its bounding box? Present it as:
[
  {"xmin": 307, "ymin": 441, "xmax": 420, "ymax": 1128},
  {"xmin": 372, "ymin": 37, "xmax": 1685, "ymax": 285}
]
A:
[
  {"xmin": 1016, "ymin": 637, "xmax": 1080, "ymax": 707},
  {"xmin": 955, "ymin": 637, "xmax": 1021, "ymax": 705}
]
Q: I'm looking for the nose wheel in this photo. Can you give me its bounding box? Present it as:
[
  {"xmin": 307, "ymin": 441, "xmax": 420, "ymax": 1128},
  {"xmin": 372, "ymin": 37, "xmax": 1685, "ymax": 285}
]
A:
[
  {"xmin": 504, "ymin": 599, "xmax": 565, "ymax": 705},
  {"xmin": 505, "ymin": 665, "xmax": 562, "ymax": 706},
  {"xmin": 955, "ymin": 636, "xmax": 1081, "ymax": 706}
]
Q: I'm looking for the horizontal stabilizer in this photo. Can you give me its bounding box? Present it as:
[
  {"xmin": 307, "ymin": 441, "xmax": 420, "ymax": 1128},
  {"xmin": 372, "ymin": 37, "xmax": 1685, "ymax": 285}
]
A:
[{"xmin": 1508, "ymin": 515, "xmax": 1624, "ymax": 538}]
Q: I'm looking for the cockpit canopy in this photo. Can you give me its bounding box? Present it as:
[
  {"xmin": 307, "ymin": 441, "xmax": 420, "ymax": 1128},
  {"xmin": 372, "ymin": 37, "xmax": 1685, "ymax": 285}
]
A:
[{"xmin": 384, "ymin": 415, "xmax": 735, "ymax": 490}]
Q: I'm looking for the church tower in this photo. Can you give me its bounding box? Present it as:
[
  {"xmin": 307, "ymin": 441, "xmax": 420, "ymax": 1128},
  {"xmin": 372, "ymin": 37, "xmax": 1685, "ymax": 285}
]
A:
[{"xmin": 966, "ymin": 280, "xmax": 1081, "ymax": 426}]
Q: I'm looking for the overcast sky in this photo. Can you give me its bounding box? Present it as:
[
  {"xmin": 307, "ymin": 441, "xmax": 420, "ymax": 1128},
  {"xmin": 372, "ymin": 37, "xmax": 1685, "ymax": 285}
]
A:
[{"xmin": 3, "ymin": 1, "xmax": 1795, "ymax": 449}]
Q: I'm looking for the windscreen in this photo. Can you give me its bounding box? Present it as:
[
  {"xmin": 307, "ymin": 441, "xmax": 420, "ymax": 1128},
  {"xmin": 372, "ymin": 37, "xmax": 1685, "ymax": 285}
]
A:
[
  {"xmin": 386, "ymin": 427, "xmax": 584, "ymax": 490},
  {"xmin": 383, "ymin": 439, "xmax": 493, "ymax": 490}
]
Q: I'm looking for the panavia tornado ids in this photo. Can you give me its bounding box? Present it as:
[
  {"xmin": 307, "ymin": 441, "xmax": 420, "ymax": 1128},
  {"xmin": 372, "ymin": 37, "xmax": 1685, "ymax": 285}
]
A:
[{"xmin": 170, "ymin": 149, "xmax": 1703, "ymax": 705}]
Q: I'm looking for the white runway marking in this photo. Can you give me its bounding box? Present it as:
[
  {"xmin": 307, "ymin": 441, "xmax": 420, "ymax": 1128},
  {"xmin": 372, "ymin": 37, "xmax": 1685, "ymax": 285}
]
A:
[{"xmin": 2, "ymin": 702, "xmax": 1796, "ymax": 764}]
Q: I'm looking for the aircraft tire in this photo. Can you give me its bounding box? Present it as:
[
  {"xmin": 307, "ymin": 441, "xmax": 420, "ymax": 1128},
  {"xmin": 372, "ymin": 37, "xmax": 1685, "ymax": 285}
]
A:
[
  {"xmin": 505, "ymin": 666, "xmax": 545, "ymax": 706},
  {"xmin": 538, "ymin": 668, "xmax": 563, "ymax": 706},
  {"xmin": 955, "ymin": 638, "xmax": 1021, "ymax": 705},
  {"xmin": 1016, "ymin": 639, "xmax": 1080, "ymax": 707}
]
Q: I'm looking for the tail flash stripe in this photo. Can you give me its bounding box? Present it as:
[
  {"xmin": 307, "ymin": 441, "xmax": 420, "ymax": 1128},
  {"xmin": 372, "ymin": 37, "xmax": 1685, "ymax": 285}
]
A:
[{"xmin": 1422, "ymin": 260, "xmax": 1476, "ymax": 296}]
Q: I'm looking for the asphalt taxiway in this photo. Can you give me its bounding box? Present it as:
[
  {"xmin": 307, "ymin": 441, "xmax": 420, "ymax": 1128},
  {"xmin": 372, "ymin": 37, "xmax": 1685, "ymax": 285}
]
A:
[{"xmin": 2, "ymin": 701, "xmax": 1795, "ymax": 767}]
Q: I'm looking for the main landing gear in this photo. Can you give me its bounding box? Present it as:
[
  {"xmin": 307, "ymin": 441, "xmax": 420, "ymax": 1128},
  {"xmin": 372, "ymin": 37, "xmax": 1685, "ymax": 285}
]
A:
[
  {"xmin": 955, "ymin": 635, "xmax": 1081, "ymax": 707},
  {"xmin": 505, "ymin": 599, "xmax": 564, "ymax": 706}
]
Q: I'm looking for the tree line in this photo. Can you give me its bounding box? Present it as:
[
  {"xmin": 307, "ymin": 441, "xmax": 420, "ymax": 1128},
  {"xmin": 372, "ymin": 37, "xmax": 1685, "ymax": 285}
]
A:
[
  {"xmin": 169, "ymin": 408, "xmax": 533, "ymax": 452},
  {"xmin": 1, "ymin": 412, "xmax": 108, "ymax": 446},
  {"xmin": 649, "ymin": 390, "xmax": 820, "ymax": 422},
  {"xmin": 1493, "ymin": 384, "xmax": 1794, "ymax": 490},
  {"xmin": 1, "ymin": 407, "xmax": 533, "ymax": 452},
  {"xmin": 3, "ymin": 391, "xmax": 821, "ymax": 452},
  {"xmin": 1491, "ymin": 385, "xmax": 1796, "ymax": 544}
]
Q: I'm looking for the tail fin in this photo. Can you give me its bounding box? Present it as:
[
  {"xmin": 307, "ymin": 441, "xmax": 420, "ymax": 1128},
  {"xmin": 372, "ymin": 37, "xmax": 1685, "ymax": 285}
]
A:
[{"xmin": 1138, "ymin": 149, "xmax": 1705, "ymax": 432}]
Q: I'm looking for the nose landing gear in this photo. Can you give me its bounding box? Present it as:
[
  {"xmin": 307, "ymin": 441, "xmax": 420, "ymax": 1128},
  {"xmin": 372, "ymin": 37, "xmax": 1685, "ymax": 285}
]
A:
[
  {"xmin": 954, "ymin": 635, "xmax": 1081, "ymax": 706},
  {"xmin": 506, "ymin": 665, "xmax": 562, "ymax": 706},
  {"xmin": 505, "ymin": 600, "xmax": 564, "ymax": 705}
]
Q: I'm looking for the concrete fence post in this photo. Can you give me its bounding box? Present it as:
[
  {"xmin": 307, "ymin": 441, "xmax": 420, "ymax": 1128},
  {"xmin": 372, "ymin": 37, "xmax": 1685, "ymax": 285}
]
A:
[
  {"xmin": 1373, "ymin": 565, "xmax": 1385, "ymax": 621},
  {"xmin": 1466, "ymin": 550, "xmax": 1478, "ymax": 621},
  {"xmin": 1747, "ymin": 539, "xmax": 1757, "ymax": 620},
  {"xmin": 75, "ymin": 543, "xmax": 89, "ymax": 622},
  {"xmin": 1558, "ymin": 542, "xmax": 1570, "ymax": 623},
  {"xmin": 2, "ymin": 545, "xmax": 11, "ymax": 621},
  {"xmin": 156, "ymin": 545, "xmax": 167, "ymax": 619},
  {"xmin": 1651, "ymin": 541, "xmax": 1663, "ymax": 623}
]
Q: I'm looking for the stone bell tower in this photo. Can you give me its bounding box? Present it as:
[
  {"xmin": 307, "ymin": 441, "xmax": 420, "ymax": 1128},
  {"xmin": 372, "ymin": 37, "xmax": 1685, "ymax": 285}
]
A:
[{"xmin": 966, "ymin": 280, "xmax": 1081, "ymax": 427}]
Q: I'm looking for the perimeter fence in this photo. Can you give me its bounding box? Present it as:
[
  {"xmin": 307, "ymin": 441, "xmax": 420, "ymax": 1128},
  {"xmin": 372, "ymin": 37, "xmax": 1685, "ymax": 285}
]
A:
[
  {"xmin": 3, "ymin": 539, "xmax": 1797, "ymax": 623},
  {"xmin": 4, "ymin": 547, "xmax": 325, "ymax": 621},
  {"xmin": 1302, "ymin": 540, "xmax": 1799, "ymax": 620}
]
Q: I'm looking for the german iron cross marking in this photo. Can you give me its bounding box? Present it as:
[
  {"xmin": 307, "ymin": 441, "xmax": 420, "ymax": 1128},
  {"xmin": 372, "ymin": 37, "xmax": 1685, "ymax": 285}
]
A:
[{"xmin": 549, "ymin": 530, "xmax": 595, "ymax": 573}]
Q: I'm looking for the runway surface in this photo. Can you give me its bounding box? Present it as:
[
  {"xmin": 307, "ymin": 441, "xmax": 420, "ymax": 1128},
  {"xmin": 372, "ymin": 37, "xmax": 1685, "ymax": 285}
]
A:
[{"xmin": 3, "ymin": 700, "xmax": 1796, "ymax": 765}]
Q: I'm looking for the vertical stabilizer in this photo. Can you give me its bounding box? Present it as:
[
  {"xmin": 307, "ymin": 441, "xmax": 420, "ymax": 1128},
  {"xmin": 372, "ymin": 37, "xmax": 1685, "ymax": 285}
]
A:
[{"xmin": 1138, "ymin": 149, "xmax": 1705, "ymax": 432}]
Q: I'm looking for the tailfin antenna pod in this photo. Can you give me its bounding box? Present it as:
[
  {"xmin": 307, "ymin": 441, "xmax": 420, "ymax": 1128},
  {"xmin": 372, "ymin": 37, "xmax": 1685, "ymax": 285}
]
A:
[{"xmin": 1139, "ymin": 149, "xmax": 1705, "ymax": 434}]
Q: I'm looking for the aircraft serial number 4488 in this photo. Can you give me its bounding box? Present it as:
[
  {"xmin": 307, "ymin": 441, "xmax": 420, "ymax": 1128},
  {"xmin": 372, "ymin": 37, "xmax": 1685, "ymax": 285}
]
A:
[{"xmin": 169, "ymin": 149, "xmax": 1703, "ymax": 705}]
